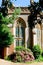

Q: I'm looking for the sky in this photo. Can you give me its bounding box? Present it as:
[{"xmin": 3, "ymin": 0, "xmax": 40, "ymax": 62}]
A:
[
  {"xmin": 0, "ymin": 0, "xmax": 39, "ymax": 7},
  {"xmin": 11, "ymin": 0, "xmax": 39, "ymax": 7}
]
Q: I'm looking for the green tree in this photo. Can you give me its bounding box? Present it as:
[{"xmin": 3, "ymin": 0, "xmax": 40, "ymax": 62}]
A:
[
  {"xmin": 28, "ymin": 0, "xmax": 43, "ymax": 49},
  {"xmin": 0, "ymin": 0, "xmax": 21, "ymax": 48}
]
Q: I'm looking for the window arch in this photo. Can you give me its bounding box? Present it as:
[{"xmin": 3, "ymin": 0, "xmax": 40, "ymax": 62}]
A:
[{"xmin": 15, "ymin": 17, "xmax": 26, "ymax": 46}]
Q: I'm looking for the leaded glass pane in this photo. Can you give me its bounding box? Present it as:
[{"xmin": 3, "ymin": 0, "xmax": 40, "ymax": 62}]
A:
[
  {"xmin": 16, "ymin": 27, "xmax": 19, "ymax": 37},
  {"xmin": 16, "ymin": 25, "xmax": 25, "ymax": 46},
  {"xmin": 16, "ymin": 40, "xmax": 19, "ymax": 46}
]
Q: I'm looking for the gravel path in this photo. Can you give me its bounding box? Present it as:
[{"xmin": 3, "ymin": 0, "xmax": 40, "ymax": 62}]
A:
[{"xmin": 0, "ymin": 59, "xmax": 43, "ymax": 65}]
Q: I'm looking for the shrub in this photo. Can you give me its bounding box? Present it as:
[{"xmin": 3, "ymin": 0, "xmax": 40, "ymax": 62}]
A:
[
  {"xmin": 15, "ymin": 46, "xmax": 34, "ymax": 62},
  {"xmin": 4, "ymin": 56, "xmax": 11, "ymax": 61},
  {"xmin": 15, "ymin": 46, "xmax": 24, "ymax": 51},
  {"xmin": 5, "ymin": 46, "xmax": 34, "ymax": 62},
  {"xmin": 32, "ymin": 45, "xmax": 41, "ymax": 59},
  {"xmin": 36, "ymin": 55, "xmax": 43, "ymax": 62},
  {"xmin": 41, "ymin": 50, "xmax": 43, "ymax": 57},
  {"xmin": 15, "ymin": 46, "xmax": 31, "ymax": 52},
  {"xmin": 16, "ymin": 55, "xmax": 22, "ymax": 62}
]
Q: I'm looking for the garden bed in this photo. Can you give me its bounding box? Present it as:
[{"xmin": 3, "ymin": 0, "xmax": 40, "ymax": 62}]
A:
[{"xmin": 4, "ymin": 45, "xmax": 43, "ymax": 63}]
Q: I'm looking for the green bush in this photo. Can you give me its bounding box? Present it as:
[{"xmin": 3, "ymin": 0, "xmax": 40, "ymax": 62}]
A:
[
  {"xmin": 4, "ymin": 56, "xmax": 11, "ymax": 61},
  {"xmin": 15, "ymin": 46, "xmax": 34, "ymax": 62},
  {"xmin": 16, "ymin": 55, "xmax": 22, "ymax": 62},
  {"xmin": 15, "ymin": 46, "xmax": 24, "ymax": 51},
  {"xmin": 32, "ymin": 45, "xmax": 41, "ymax": 59},
  {"xmin": 36, "ymin": 55, "xmax": 43, "ymax": 62},
  {"xmin": 41, "ymin": 50, "xmax": 43, "ymax": 57},
  {"xmin": 15, "ymin": 46, "xmax": 32, "ymax": 52},
  {"xmin": 5, "ymin": 46, "xmax": 34, "ymax": 62}
]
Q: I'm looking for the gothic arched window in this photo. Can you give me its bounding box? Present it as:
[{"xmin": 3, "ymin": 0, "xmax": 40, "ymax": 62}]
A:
[{"xmin": 15, "ymin": 17, "xmax": 26, "ymax": 46}]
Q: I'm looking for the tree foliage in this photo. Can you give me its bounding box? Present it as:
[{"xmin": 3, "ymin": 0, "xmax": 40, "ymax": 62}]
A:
[
  {"xmin": 0, "ymin": 13, "xmax": 14, "ymax": 48},
  {"xmin": 28, "ymin": 0, "xmax": 43, "ymax": 29},
  {"xmin": 0, "ymin": 0, "xmax": 21, "ymax": 48}
]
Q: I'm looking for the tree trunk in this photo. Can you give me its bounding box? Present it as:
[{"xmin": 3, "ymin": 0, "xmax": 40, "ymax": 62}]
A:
[{"xmin": 29, "ymin": 28, "xmax": 33, "ymax": 49}]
